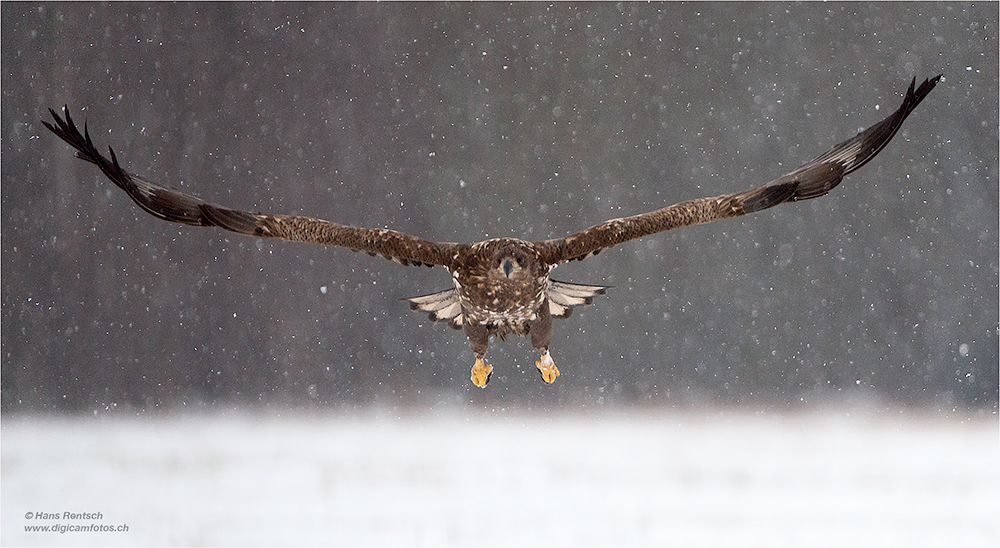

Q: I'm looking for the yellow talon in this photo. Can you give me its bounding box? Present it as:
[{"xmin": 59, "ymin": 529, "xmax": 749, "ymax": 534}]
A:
[
  {"xmin": 471, "ymin": 357, "xmax": 493, "ymax": 388},
  {"xmin": 535, "ymin": 350, "xmax": 560, "ymax": 384}
]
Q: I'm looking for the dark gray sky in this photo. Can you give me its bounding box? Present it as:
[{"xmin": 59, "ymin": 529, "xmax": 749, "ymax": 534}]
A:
[{"xmin": 2, "ymin": 3, "xmax": 996, "ymax": 413}]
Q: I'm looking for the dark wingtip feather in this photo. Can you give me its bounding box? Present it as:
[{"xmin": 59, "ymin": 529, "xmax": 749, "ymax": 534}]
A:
[
  {"xmin": 795, "ymin": 74, "xmax": 940, "ymax": 181},
  {"xmin": 199, "ymin": 204, "xmax": 260, "ymax": 232},
  {"xmin": 740, "ymin": 181, "xmax": 798, "ymax": 214}
]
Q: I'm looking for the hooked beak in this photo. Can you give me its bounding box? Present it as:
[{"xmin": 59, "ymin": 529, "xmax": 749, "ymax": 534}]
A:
[{"xmin": 502, "ymin": 258, "xmax": 515, "ymax": 278}]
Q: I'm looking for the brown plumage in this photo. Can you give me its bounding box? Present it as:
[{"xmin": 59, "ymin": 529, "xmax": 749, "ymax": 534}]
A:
[{"xmin": 43, "ymin": 75, "xmax": 940, "ymax": 387}]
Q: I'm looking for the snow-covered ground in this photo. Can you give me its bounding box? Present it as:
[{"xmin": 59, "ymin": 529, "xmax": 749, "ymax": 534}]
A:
[{"xmin": 2, "ymin": 409, "xmax": 997, "ymax": 547}]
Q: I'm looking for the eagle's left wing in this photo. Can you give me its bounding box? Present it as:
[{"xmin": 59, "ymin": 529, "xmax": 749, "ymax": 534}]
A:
[
  {"xmin": 44, "ymin": 107, "xmax": 465, "ymax": 268},
  {"xmin": 534, "ymin": 75, "xmax": 941, "ymax": 266}
]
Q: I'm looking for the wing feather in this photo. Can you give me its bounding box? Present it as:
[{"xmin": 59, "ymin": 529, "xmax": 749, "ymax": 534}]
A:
[
  {"xmin": 44, "ymin": 107, "xmax": 464, "ymax": 268},
  {"xmin": 546, "ymin": 279, "xmax": 610, "ymax": 319},
  {"xmin": 534, "ymin": 75, "xmax": 941, "ymax": 265}
]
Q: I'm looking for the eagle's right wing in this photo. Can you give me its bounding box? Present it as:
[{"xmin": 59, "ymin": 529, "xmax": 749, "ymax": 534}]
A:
[
  {"xmin": 533, "ymin": 75, "xmax": 941, "ymax": 266},
  {"xmin": 44, "ymin": 107, "xmax": 465, "ymax": 269}
]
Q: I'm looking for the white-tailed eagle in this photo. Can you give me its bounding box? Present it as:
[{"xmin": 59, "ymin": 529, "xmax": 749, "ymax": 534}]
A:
[{"xmin": 44, "ymin": 75, "xmax": 941, "ymax": 387}]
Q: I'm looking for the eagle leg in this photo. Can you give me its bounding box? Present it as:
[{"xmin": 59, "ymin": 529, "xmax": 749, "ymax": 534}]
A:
[
  {"xmin": 463, "ymin": 322, "xmax": 492, "ymax": 388},
  {"xmin": 529, "ymin": 302, "xmax": 558, "ymax": 383},
  {"xmin": 535, "ymin": 349, "xmax": 560, "ymax": 384},
  {"xmin": 471, "ymin": 356, "xmax": 493, "ymax": 388}
]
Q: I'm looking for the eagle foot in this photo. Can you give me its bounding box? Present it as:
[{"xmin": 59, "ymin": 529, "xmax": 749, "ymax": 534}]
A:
[
  {"xmin": 471, "ymin": 357, "xmax": 493, "ymax": 388},
  {"xmin": 535, "ymin": 350, "xmax": 560, "ymax": 384}
]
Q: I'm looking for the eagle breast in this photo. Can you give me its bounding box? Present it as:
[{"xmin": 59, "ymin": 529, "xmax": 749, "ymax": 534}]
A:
[{"xmin": 451, "ymin": 238, "xmax": 549, "ymax": 337}]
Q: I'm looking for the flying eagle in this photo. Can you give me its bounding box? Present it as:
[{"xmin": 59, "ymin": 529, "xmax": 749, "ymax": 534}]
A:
[{"xmin": 44, "ymin": 75, "xmax": 940, "ymax": 388}]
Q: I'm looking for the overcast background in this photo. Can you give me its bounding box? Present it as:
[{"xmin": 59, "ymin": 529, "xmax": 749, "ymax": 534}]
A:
[
  {"xmin": 2, "ymin": 3, "xmax": 998, "ymax": 547},
  {"xmin": 3, "ymin": 2, "xmax": 995, "ymax": 413}
]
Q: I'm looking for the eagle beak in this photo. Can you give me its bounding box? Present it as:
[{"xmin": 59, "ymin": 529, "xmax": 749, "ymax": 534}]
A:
[{"xmin": 502, "ymin": 257, "xmax": 515, "ymax": 278}]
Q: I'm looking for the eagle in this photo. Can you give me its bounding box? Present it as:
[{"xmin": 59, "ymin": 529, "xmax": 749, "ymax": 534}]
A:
[{"xmin": 44, "ymin": 75, "xmax": 940, "ymax": 388}]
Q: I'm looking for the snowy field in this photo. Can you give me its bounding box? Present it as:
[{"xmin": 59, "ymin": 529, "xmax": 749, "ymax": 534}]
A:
[{"xmin": 2, "ymin": 409, "xmax": 997, "ymax": 547}]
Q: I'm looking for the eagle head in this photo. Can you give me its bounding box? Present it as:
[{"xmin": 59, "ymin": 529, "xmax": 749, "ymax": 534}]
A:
[
  {"xmin": 485, "ymin": 240, "xmax": 535, "ymax": 281},
  {"xmin": 499, "ymin": 255, "xmax": 523, "ymax": 278}
]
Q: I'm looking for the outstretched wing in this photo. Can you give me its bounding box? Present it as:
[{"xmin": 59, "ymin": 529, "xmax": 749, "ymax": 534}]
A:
[
  {"xmin": 534, "ymin": 75, "xmax": 941, "ymax": 265},
  {"xmin": 43, "ymin": 107, "xmax": 465, "ymax": 268}
]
